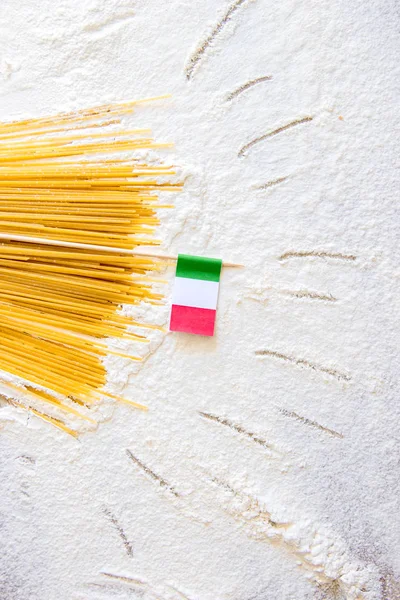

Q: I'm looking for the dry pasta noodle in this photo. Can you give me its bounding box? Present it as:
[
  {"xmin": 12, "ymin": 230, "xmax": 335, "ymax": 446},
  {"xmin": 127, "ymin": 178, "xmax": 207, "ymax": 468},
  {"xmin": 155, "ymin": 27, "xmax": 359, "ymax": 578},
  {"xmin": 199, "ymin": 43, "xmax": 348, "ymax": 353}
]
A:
[{"xmin": 0, "ymin": 97, "xmax": 180, "ymax": 435}]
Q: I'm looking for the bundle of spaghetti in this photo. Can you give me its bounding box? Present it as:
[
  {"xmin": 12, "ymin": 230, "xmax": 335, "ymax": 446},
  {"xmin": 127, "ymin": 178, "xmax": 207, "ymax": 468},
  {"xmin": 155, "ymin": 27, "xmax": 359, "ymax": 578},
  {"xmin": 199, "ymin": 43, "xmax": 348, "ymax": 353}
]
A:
[{"xmin": 0, "ymin": 97, "xmax": 180, "ymax": 436}]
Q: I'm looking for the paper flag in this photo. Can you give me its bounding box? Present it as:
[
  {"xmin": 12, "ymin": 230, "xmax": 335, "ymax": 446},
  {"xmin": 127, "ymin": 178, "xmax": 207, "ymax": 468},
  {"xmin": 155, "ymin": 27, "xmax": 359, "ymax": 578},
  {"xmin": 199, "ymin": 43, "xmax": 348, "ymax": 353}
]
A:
[{"xmin": 169, "ymin": 254, "xmax": 222, "ymax": 336}]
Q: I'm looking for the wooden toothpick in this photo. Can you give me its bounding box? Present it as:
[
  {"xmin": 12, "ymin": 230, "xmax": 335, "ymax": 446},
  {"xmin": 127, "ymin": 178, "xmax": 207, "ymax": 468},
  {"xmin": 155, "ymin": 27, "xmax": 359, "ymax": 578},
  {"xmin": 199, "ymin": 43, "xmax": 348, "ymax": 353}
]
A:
[{"xmin": 0, "ymin": 233, "xmax": 243, "ymax": 268}]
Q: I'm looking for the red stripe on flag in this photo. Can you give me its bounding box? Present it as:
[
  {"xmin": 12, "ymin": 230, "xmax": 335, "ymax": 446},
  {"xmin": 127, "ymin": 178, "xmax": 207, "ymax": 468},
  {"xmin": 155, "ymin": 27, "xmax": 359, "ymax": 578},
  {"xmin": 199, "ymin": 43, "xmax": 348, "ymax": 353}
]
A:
[{"xmin": 170, "ymin": 304, "xmax": 216, "ymax": 336}]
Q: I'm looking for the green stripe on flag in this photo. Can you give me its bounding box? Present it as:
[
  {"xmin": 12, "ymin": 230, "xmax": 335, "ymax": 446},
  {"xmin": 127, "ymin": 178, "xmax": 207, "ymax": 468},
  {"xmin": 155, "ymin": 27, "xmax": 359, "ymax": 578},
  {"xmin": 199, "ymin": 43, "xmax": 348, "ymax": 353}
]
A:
[{"xmin": 176, "ymin": 254, "xmax": 222, "ymax": 282}]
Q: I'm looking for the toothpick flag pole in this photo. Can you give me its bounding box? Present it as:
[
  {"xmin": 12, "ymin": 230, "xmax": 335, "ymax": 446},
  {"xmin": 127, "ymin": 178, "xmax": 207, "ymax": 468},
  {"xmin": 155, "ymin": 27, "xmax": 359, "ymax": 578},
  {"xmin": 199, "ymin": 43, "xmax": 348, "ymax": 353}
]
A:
[{"xmin": 0, "ymin": 234, "xmax": 243, "ymax": 267}]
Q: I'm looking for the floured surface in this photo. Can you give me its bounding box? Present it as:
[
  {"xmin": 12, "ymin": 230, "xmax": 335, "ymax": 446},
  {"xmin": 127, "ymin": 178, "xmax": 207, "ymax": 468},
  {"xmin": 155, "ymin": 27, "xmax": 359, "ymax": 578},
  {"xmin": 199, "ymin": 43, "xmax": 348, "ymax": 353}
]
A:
[{"xmin": 0, "ymin": 1, "xmax": 399, "ymax": 599}]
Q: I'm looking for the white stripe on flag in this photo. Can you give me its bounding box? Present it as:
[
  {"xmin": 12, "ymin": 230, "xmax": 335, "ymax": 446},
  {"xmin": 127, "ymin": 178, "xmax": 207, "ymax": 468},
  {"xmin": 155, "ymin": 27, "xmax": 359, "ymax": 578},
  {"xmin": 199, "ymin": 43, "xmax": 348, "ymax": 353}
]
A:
[{"xmin": 172, "ymin": 276, "xmax": 219, "ymax": 310}]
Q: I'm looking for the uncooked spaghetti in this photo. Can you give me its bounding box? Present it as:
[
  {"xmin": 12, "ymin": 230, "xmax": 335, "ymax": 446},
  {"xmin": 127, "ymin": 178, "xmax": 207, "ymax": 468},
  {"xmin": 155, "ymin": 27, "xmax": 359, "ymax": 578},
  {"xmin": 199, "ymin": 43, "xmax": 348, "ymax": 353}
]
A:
[{"xmin": 0, "ymin": 98, "xmax": 179, "ymax": 435}]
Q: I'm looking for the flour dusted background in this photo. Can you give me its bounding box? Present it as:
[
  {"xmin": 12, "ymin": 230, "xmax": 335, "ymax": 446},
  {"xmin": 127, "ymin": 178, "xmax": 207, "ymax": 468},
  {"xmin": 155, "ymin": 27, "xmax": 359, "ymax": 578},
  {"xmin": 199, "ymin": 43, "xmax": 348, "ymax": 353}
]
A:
[{"xmin": 0, "ymin": 1, "xmax": 399, "ymax": 599}]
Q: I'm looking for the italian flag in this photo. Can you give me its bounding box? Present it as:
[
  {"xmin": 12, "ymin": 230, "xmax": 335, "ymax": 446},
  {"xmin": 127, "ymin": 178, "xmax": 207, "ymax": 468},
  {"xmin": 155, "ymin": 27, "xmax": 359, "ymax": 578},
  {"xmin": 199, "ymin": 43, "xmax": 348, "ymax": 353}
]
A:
[{"xmin": 170, "ymin": 254, "xmax": 222, "ymax": 336}]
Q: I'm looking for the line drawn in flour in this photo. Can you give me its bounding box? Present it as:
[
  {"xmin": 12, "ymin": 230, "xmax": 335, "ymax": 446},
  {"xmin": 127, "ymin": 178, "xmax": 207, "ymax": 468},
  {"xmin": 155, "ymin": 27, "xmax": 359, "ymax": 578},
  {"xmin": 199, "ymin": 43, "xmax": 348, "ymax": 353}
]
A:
[
  {"xmin": 126, "ymin": 449, "xmax": 180, "ymax": 497},
  {"xmin": 198, "ymin": 411, "xmax": 279, "ymax": 454},
  {"xmin": 278, "ymin": 408, "xmax": 344, "ymax": 439},
  {"xmin": 166, "ymin": 583, "xmax": 195, "ymax": 600},
  {"xmin": 83, "ymin": 8, "xmax": 136, "ymax": 35},
  {"xmin": 243, "ymin": 285, "xmax": 337, "ymax": 303},
  {"xmin": 238, "ymin": 116, "xmax": 313, "ymax": 157},
  {"xmin": 102, "ymin": 572, "xmax": 146, "ymax": 586},
  {"xmin": 279, "ymin": 250, "xmax": 357, "ymax": 262},
  {"xmin": 16, "ymin": 454, "xmax": 36, "ymax": 466},
  {"xmin": 86, "ymin": 580, "xmax": 141, "ymax": 597},
  {"xmin": 103, "ymin": 506, "xmax": 134, "ymax": 558},
  {"xmin": 255, "ymin": 176, "xmax": 288, "ymax": 190},
  {"xmin": 84, "ymin": 16, "xmax": 136, "ymax": 41},
  {"xmin": 102, "ymin": 571, "xmax": 189, "ymax": 599},
  {"xmin": 226, "ymin": 75, "xmax": 272, "ymax": 101},
  {"xmin": 254, "ymin": 349, "xmax": 351, "ymax": 382},
  {"xmin": 185, "ymin": 0, "xmax": 252, "ymax": 80},
  {"xmin": 125, "ymin": 453, "xmax": 212, "ymax": 528},
  {"xmin": 279, "ymin": 289, "xmax": 337, "ymax": 302},
  {"xmin": 208, "ymin": 474, "xmax": 290, "ymax": 530}
]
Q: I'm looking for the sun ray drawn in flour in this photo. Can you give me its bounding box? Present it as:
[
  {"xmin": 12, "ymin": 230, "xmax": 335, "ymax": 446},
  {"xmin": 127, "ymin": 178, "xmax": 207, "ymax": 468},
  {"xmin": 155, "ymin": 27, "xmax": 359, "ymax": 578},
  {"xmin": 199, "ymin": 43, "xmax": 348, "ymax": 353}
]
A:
[
  {"xmin": 103, "ymin": 506, "xmax": 134, "ymax": 558},
  {"xmin": 279, "ymin": 250, "xmax": 357, "ymax": 262},
  {"xmin": 166, "ymin": 583, "xmax": 194, "ymax": 600},
  {"xmin": 198, "ymin": 411, "xmax": 279, "ymax": 454},
  {"xmin": 101, "ymin": 571, "xmax": 176, "ymax": 599},
  {"xmin": 255, "ymin": 176, "xmax": 288, "ymax": 190},
  {"xmin": 85, "ymin": 580, "xmax": 140, "ymax": 596},
  {"xmin": 185, "ymin": 0, "xmax": 252, "ymax": 80},
  {"xmin": 83, "ymin": 9, "xmax": 136, "ymax": 36},
  {"xmin": 255, "ymin": 349, "xmax": 351, "ymax": 382},
  {"xmin": 278, "ymin": 289, "xmax": 337, "ymax": 302},
  {"xmin": 278, "ymin": 408, "xmax": 344, "ymax": 439},
  {"xmin": 101, "ymin": 572, "xmax": 146, "ymax": 586},
  {"xmin": 244, "ymin": 285, "xmax": 337, "ymax": 304},
  {"xmin": 238, "ymin": 116, "xmax": 313, "ymax": 157},
  {"xmin": 126, "ymin": 449, "xmax": 180, "ymax": 497},
  {"xmin": 226, "ymin": 75, "xmax": 272, "ymax": 101},
  {"xmin": 16, "ymin": 455, "xmax": 36, "ymax": 466}
]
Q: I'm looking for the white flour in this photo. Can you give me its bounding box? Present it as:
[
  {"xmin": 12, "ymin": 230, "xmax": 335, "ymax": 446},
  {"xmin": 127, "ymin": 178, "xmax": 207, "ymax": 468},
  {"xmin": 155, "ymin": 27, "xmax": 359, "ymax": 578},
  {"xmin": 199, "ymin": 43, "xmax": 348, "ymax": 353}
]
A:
[{"xmin": 0, "ymin": 1, "xmax": 399, "ymax": 599}]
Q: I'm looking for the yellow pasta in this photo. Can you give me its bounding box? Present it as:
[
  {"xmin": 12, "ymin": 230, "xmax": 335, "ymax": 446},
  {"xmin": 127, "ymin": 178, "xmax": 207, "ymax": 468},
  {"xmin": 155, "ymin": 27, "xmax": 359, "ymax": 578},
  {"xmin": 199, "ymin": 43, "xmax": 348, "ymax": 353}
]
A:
[{"xmin": 0, "ymin": 98, "xmax": 179, "ymax": 435}]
